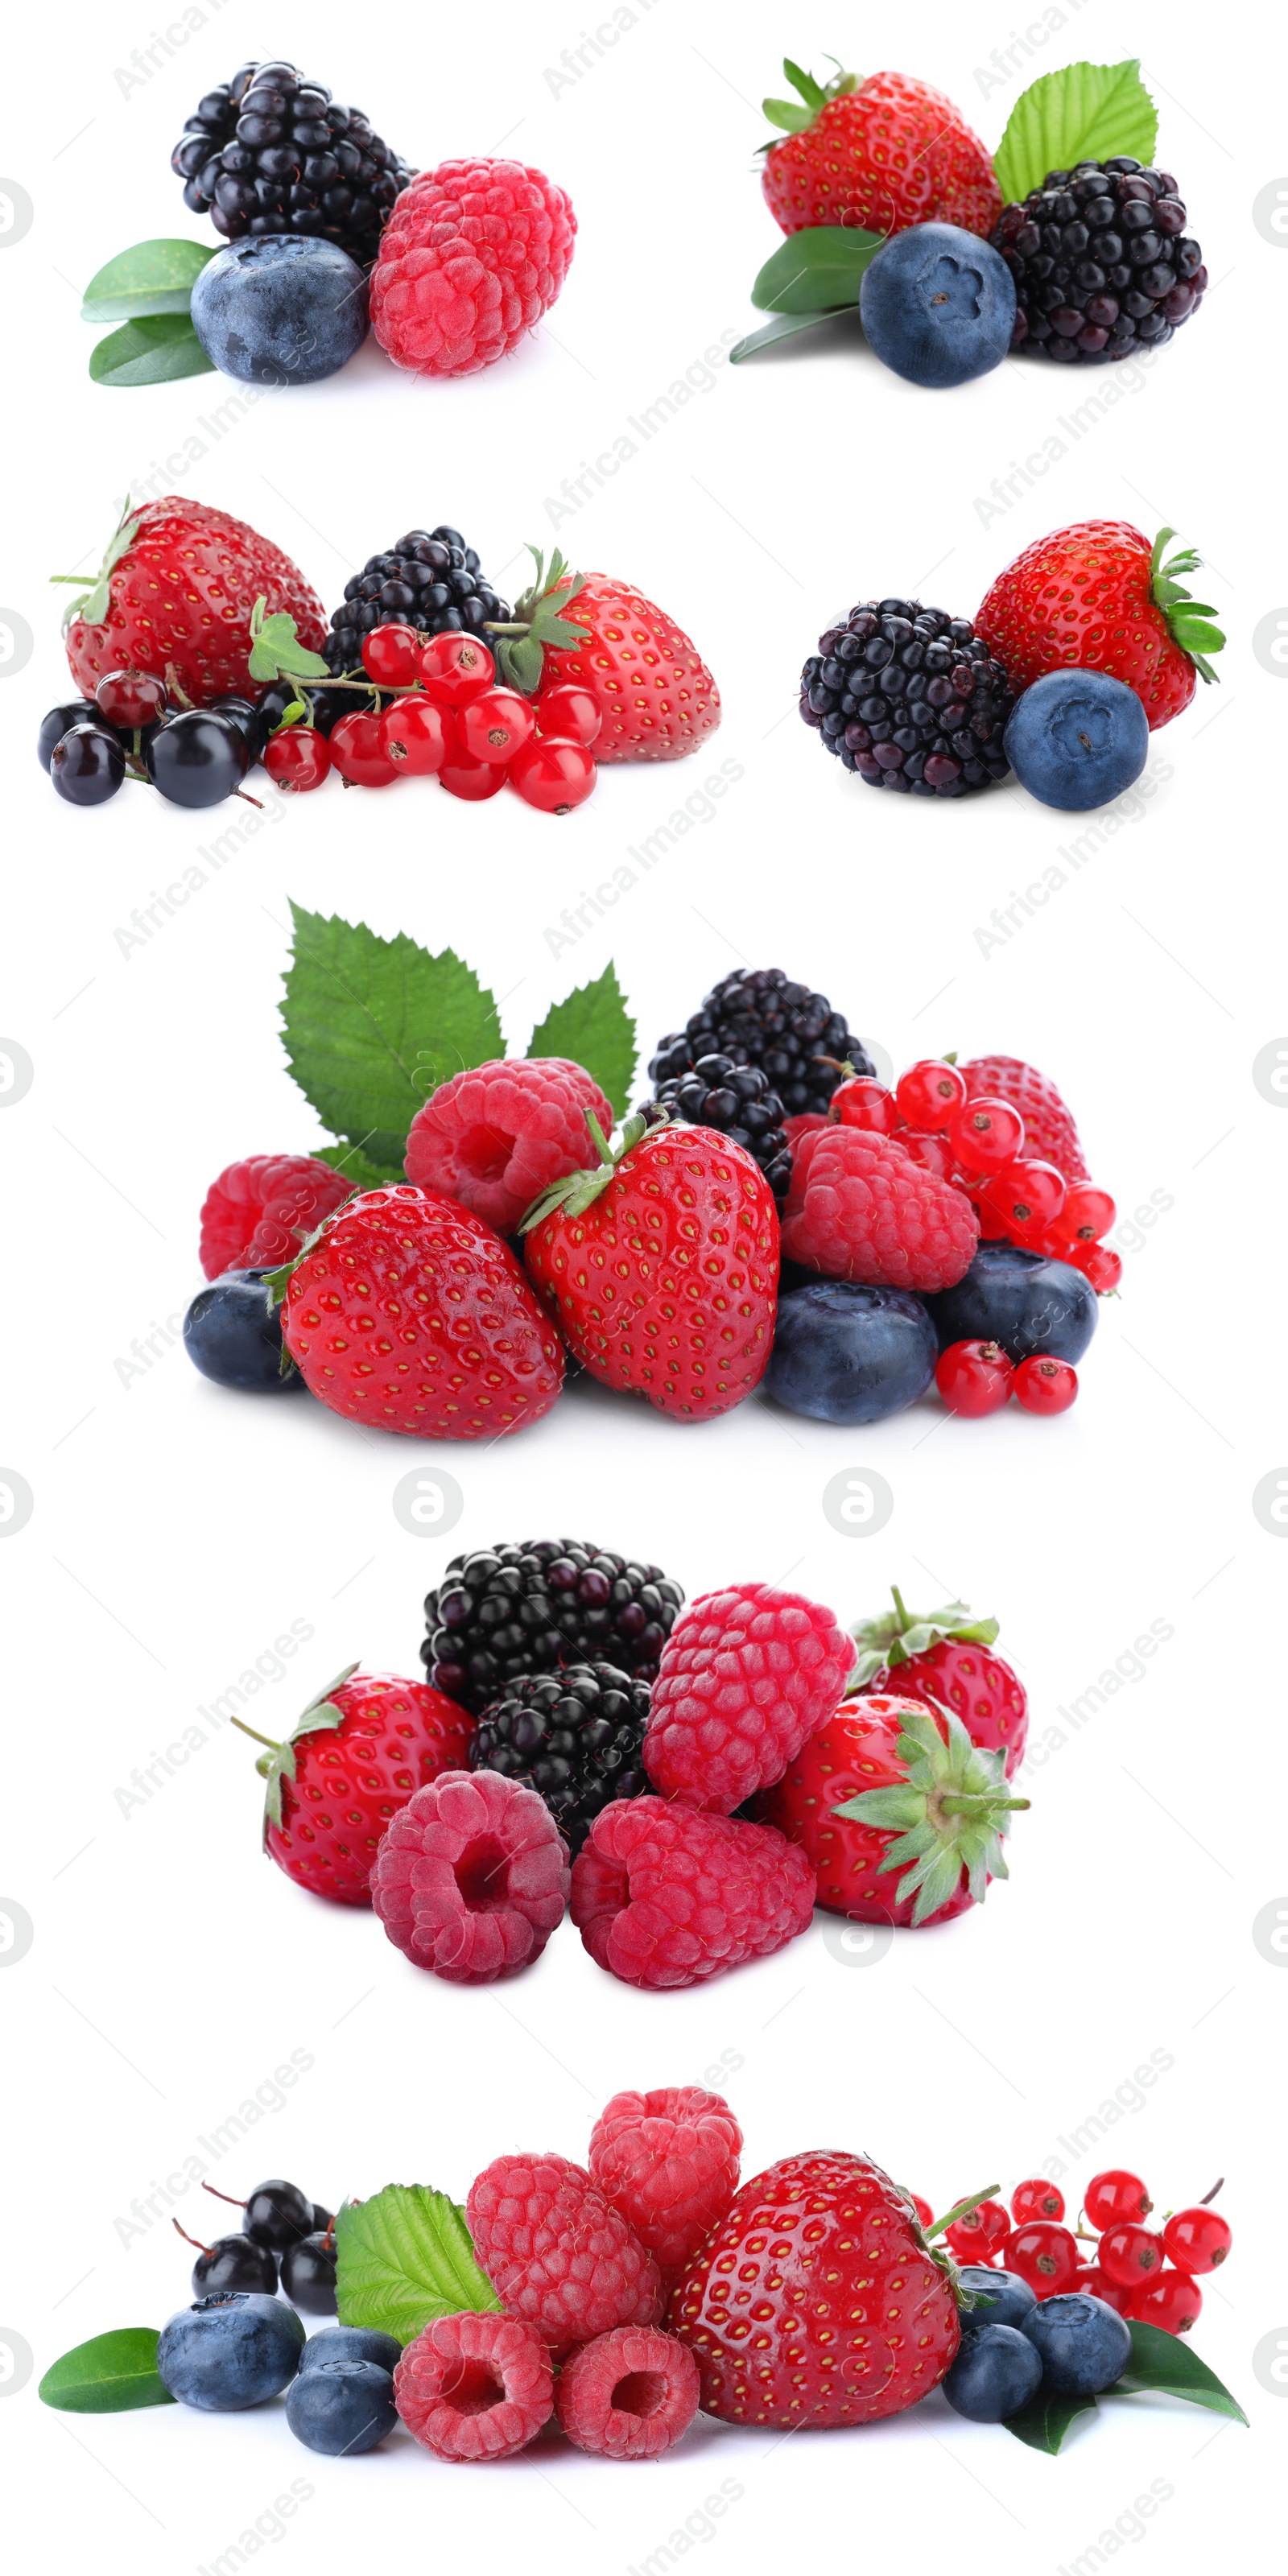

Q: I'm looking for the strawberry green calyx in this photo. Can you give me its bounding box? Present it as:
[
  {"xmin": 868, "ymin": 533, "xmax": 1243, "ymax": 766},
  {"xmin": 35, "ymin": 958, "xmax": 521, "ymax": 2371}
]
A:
[
  {"xmin": 832, "ymin": 1707, "xmax": 1030, "ymax": 1926},
  {"xmin": 849, "ymin": 1585, "xmax": 999, "ymax": 1690},
  {"xmin": 50, "ymin": 496, "xmax": 142, "ymax": 633},
  {"xmin": 519, "ymin": 1108, "xmax": 656, "ymax": 1231},
  {"xmin": 484, "ymin": 545, "xmax": 592, "ymax": 695},
  {"xmin": 230, "ymin": 1663, "xmax": 360, "ymax": 1843},
  {"xmin": 1150, "ymin": 530, "xmax": 1225, "ymax": 685},
  {"xmin": 760, "ymin": 57, "xmax": 859, "ymax": 149}
]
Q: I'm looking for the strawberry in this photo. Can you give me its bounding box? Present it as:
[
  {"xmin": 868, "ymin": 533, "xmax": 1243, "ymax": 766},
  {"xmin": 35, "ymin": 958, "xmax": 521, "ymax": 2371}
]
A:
[
  {"xmin": 851, "ymin": 1587, "xmax": 1029, "ymax": 1776},
  {"xmin": 234, "ymin": 1666, "xmax": 474, "ymax": 1904},
  {"xmin": 974, "ymin": 522, "xmax": 1225, "ymax": 732},
  {"xmin": 761, "ymin": 1691, "xmax": 1028, "ymax": 1929},
  {"xmin": 56, "ymin": 495, "xmax": 328, "ymax": 709},
  {"xmin": 490, "ymin": 548, "xmax": 720, "ymax": 762},
  {"xmin": 956, "ymin": 1055, "xmax": 1088, "ymax": 1184},
  {"xmin": 759, "ymin": 61, "xmax": 1001, "ymax": 242},
  {"xmin": 522, "ymin": 1113, "xmax": 778, "ymax": 1423},
  {"xmin": 668, "ymin": 2149, "xmax": 960, "ymax": 2425}
]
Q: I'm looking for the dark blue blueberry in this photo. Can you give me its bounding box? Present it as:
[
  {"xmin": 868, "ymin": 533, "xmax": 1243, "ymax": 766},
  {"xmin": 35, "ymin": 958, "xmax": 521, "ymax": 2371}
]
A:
[
  {"xmin": 299, "ymin": 2326, "xmax": 402, "ymax": 2376},
  {"xmin": 184, "ymin": 1269, "xmax": 302, "ymax": 1394},
  {"xmin": 766, "ymin": 1279, "xmax": 939, "ymax": 1424},
  {"xmin": 1022, "ymin": 2292, "xmax": 1132, "ymax": 2395},
  {"xmin": 284, "ymin": 2358, "xmax": 396, "ymax": 2455},
  {"xmin": 191, "ymin": 236, "xmax": 369, "ymax": 386},
  {"xmin": 923, "ymin": 1242, "xmax": 1097, "ymax": 1364},
  {"xmin": 860, "ymin": 224, "xmax": 1017, "ymax": 387},
  {"xmin": 956, "ymin": 2265, "xmax": 1038, "ymax": 2330},
  {"xmin": 943, "ymin": 2321, "xmax": 1044, "ymax": 2421},
  {"xmin": 157, "ymin": 2292, "xmax": 303, "ymax": 2411},
  {"xmin": 1005, "ymin": 671, "xmax": 1149, "ymax": 811},
  {"xmin": 38, "ymin": 700, "xmax": 99, "ymax": 770}
]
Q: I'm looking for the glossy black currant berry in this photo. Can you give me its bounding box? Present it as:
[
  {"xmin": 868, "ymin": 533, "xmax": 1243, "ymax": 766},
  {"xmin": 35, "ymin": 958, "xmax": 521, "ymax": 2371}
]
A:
[
  {"xmin": 50, "ymin": 724, "xmax": 126, "ymax": 806},
  {"xmin": 175, "ymin": 2220, "xmax": 279, "ymax": 2298},
  {"xmin": 38, "ymin": 700, "xmax": 99, "ymax": 770},
  {"xmin": 280, "ymin": 2230, "xmax": 338, "ymax": 2315},
  {"xmin": 147, "ymin": 708, "xmax": 250, "ymax": 807},
  {"xmin": 207, "ymin": 693, "xmax": 270, "ymax": 761},
  {"xmin": 204, "ymin": 2175, "xmax": 314, "ymax": 2251}
]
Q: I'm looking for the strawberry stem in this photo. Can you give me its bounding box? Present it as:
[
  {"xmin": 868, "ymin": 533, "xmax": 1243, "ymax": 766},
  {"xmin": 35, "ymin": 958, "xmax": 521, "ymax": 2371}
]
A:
[
  {"xmin": 229, "ymin": 1715, "xmax": 281, "ymax": 1752},
  {"xmin": 925, "ymin": 2184, "xmax": 1001, "ymax": 2243}
]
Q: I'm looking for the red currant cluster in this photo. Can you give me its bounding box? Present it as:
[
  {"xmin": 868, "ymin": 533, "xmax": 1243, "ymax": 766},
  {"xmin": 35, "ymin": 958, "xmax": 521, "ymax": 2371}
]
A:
[
  {"xmin": 267, "ymin": 624, "xmax": 600, "ymax": 814},
  {"xmin": 910, "ymin": 2167, "xmax": 1230, "ymax": 2337}
]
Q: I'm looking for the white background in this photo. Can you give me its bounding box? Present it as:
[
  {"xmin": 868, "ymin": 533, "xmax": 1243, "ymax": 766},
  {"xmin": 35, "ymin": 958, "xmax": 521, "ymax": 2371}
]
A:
[{"xmin": 2, "ymin": 2, "xmax": 1286, "ymax": 2570}]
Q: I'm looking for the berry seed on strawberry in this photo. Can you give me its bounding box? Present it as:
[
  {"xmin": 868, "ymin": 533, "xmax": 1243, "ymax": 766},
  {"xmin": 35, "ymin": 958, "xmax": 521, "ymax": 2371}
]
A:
[
  {"xmin": 233, "ymin": 1665, "xmax": 474, "ymax": 1905},
  {"xmin": 371, "ymin": 1769, "xmax": 570, "ymax": 1982},
  {"xmin": 760, "ymin": 63, "xmax": 1001, "ymax": 242},
  {"xmin": 975, "ymin": 521, "xmax": 1224, "ymax": 728},
  {"xmin": 56, "ymin": 497, "xmax": 326, "ymax": 711},
  {"xmin": 850, "ymin": 1588, "xmax": 1030, "ymax": 1776},
  {"xmin": 489, "ymin": 549, "xmax": 720, "ymax": 763},
  {"xmin": 570, "ymin": 1797, "xmax": 816, "ymax": 1988},
  {"xmin": 642, "ymin": 1581, "xmax": 852, "ymax": 1814}
]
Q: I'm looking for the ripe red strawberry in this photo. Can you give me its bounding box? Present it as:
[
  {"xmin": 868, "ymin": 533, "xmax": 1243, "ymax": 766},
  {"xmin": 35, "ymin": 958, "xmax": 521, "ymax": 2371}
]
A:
[
  {"xmin": 760, "ymin": 62, "xmax": 1001, "ymax": 241},
  {"xmin": 974, "ymin": 522, "xmax": 1224, "ymax": 731},
  {"xmin": 522, "ymin": 1113, "xmax": 778, "ymax": 1423},
  {"xmin": 668, "ymin": 2149, "xmax": 960, "ymax": 2425},
  {"xmin": 956, "ymin": 1055, "xmax": 1088, "ymax": 1184},
  {"xmin": 234, "ymin": 1666, "xmax": 474, "ymax": 1905},
  {"xmin": 493, "ymin": 549, "xmax": 720, "ymax": 762},
  {"xmin": 57, "ymin": 496, "xmax": 326, "ymax": 708},
  {"xmin": 851, "ymin": 1588, "xmax": 1029, "ymax": 1776},
  {"xmin": 762, "ymin": 1691, "xmax": 1028, "ymax": 1929}
]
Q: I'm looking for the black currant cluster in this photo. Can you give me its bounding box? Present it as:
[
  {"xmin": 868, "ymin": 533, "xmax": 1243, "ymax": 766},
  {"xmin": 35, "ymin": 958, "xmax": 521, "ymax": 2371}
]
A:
[
  {"xmin": 324, "ymin": 527, "xmax": 510, "ymax": 677},
  {"xmin": 468, "ymin": 1662, "xmax": 652, "ymax": 1854},
  {"xmin": 642, "ymin": 1055, "xmax": 794, "ymax": 1201},
  {"xmin": 171, "ymin": 61, "xmax": 411, "ymax": 270},
  {"xmin": 175, "ymin": 2177, "xmax": 337, "ymax": 2315},
  {"xmin": 423, "ymin": 1541, "xmax": 683, "ymax": 1714},
  {"xmin": 649, "ymin": 968, "xmax": 873, "ymax": 1118},
  {"xmin": 992, "ymin": 157, "xmax": 1206, "ymax": 364},
  {"xmin": 799, "ymin": 601, "xmax": 1016, "ymax": 795},
  {"xmin": 37, "ymin": 671, "xmax": 308, "ymax": 811}
]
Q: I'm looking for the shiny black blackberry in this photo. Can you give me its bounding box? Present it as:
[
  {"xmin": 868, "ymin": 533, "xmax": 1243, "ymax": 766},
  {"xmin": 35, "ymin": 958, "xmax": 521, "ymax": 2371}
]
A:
[
  {"xmin": 642, "ymin": 1055, "xmax": 793, "ymax": 1200},
  {"xmin": 468, "ymin": 1662, "xmax": 651, "ymax": 1854},
  {"xmin": 324, "ymin": 527, "xmax": 510, "ymax": 676},
  {"xmin": 422, "ymin": 1541, "xmax": 683, "ymax": 1715},
  {"xmin": 800, "ymin": 601, "xmax": 1015, "ymax": 796},
  {"xmin": 992, "ymin": 158, "xmax": 1207, "ymax": 365},
  {"xmin": 171, "ymin": 60, "xmax": 411, "ymax": 270},
  {"xmin": 648, "ymin": 968, "xmax": 873, "ymax": 1117}
]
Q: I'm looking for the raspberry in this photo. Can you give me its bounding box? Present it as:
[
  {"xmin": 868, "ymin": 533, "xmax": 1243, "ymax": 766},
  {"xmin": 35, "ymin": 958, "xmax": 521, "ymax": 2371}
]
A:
[
  {"xmin": 643, "ymin": 1583, "xmax": 853, "ymax": 1813},
  {"xmin": 394, "ymin": 2311, "xmax": 552, "ymax": 2461},
  {"xmin": 404, "ymin": 1059, "xmax": 613, "ymax": 1236},
  {"xmin": 370, "ymin": 1769, "xmax": 569, "ymax": 1983},
  {"xmin": 588, "ymin": 2088, "xmax": 742, "ymax": 2281},
  {"xmin": 782, "ymin": 1125, "xmax": 978, "ymax": 1294},
  {"xmin": 371, "ymin": 159, "xmax": 576, "ymax": 378},
  {"xmin": 555, "ymin": 2326, "xmax": 700, "ymax": 2458},
  {"xmin": 465, "ymin": 2154, "xmax": 663, "ymax": 2355},
  {"xmin": 199, "ymin": 1154, "xmax": 353, "ymax": 1278},
  {"xmin": 570, "ymin": 1798, "xmax": 816, "ymax": 1989}
]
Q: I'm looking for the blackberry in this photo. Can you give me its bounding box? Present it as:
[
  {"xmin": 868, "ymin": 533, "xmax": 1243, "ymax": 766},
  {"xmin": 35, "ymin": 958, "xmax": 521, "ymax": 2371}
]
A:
[
  {"xmin": 422, "ymin": 1540, "xmax": 683, "ymax": 1715},
  {"xmin": 991, "ymin": 158, "xmax": 1207, "ymax": 365},
  {"xmin": 468, "ymin": 1662, "xmax": 651, "ymax": 1854},
  {"xmin": 171, "ymin": 60, "xmax": 411, "ymax": 271},
  {"xmin": 640, "ymin": 1055, "xmax": 793, "ymax": 1201},
  {"xmin": 800, "ymin": 600, "xmax": 1015, "ymax": 796},
  {"xmin": 324, "ymin": 527, "xmax": 510, "ymax": 677},
  {"xmin": 649, "ymin": 968, "xmax": 873, "ymax": 1118}
]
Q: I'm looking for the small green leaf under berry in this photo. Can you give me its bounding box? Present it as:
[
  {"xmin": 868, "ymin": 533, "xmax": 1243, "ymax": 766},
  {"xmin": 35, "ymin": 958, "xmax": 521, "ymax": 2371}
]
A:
[
  {"xmin": 336, "ymin": 2186, "xmax": 500, "ymax": 2344},
  {"xmin": 39, "ymin": 2327, "xmax": 175, "ymax": 2414},
  {"xmin": 81, "ymin": 237, "xmax": 215, "ymax": 324},
  {"xmin": 750, "ymin": 224, "xmax": 885, "ymax": 314},
  {"xmin": 730, "ymin": 310, "xmax": 854, "ymax": 364},
  {"xmin": 88, "ymin": 314, "xmax": 215, "ymax": 390}
]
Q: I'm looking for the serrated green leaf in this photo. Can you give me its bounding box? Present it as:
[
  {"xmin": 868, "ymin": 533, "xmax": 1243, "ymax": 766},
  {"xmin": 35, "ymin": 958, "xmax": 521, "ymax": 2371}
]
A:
[
  {"xmin": 336, "ymin": 2188, "xmax": 500, "ymax": 2343},
  {"xmin": 39, "ymin": 2328, "xmax": 175, "ymax": 2414},
  {"xmin": 1108, "ymin": 2321, "xmax": 1249, "ymax": 2424},
  {"xmin": 81, "ymin": 237, "xmax": 214, "ymax": 323},
  {"xmin": 281, "ymin": 903, "xmax": 502, "ymax": 1170},
  {"xmin": 993, "ymin": 60, "xmax": 1158, "ymax": 204},
  {"xmin": 1003, "ymin": 2386, "xmax": 1100, "ymax": 2453},
  {"xmin": 89, "ymin": 312, "xmax": 215, "ymax": 390},
  {"xmin": 528, "ymin": 962, "xmax": 636, "ymax": 1120},
  {"xmin": 730, "ymin": 309, "xmax": 853, "ymax": 363},
  {"xmin": 751, "ymin": 225, "xmax": 885, "ymax": 313},
  {"xmin": 313, "ymin": 1139, "xmax": 406, "ymax": 1192}
]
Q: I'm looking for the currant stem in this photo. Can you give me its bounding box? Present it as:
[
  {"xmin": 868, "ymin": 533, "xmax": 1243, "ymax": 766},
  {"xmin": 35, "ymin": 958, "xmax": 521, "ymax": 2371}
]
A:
[
  {"xmin": 172, "ymin": 2219, "xmax": 213, "ymax": 2255},
  {"xmin": 1199, "ymin": 2177, "xmax": 1225, "ymax": 2206},
  {"xmin": 202, "ymin": 2182, "xmax": 247, "ymax": 2210}
]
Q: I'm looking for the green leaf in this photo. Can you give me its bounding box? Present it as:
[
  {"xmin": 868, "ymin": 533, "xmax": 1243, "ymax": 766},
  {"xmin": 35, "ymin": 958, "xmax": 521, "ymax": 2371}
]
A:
[
  {"xmin": 336, "ymin": 2188, "xmax": 500, "ymax": 2344},
  {"xmin": 89, "ymin": 314, "xmax": 215, "ymax": 390},
  {"xmin": 1003, "ymin": 2387, "xmax": 1100, "ymax": 2454},
  {"xmin": 313, "ymin": 1140, "xmax": 406, "ymax": 1192},
  {"xmin": 246, "ymin": 597, "xmax": 332, "ymax": 684},
  {"xmin": 281, "ymin": 903, "xmax": 502, "ymax": 1170},
  {"xmin": 993, "ymin": 60, "xmax": 1158, "ymax": 204},
  {"xmin": 528, "ymin": 963, "xmax": 636, "ymax": 1120},
  {"xmin": 730, "ymin": 311, "xmax": 853, "ymax": 364},
  {"xmin": 39, "ymin": 2328, "xmax": 175, "ymax": 2414},
  {"xmin": 751, "ymin": 225, "xmax": 885, "ymax": 313},
  {"xmin": 81, "ymin": 238, "xmax": 214, "ymax": 324},
  {"xmin": 1108, "ymin": 2322, "xmax": 1249, "ymax": 2425}
]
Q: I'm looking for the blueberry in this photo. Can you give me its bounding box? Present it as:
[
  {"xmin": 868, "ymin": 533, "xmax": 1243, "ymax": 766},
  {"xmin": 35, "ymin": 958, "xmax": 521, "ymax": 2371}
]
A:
[
  {"xmin": 956, "ymin": 2265, "xmax": 1039, "ymax": 2330},
  {"xmin": 280, "ymin": 2230, "xmax": 338, "ymax": 2316},
  {"xmin": 284, "ymin": 2358, "xmax": 397, "ymax": 2455},
  {"xmin": 1004, "ymin": 671, "xmax": 1149, "ymax": 811},
  {"xmin": 1022, "ymin": 2292, "xmax": 1132, "ymax": 2395},
  {"xmin": 299, "ymin": 2326, "xmax": 402, "ymax": 2377},
  {"xmin": 156, "ymin": 2292, "xmax": 303, "ymax": 2411},
  {"xmin": 923, "ymin": 1242, "xmax": 1097, "ymax": 1364},
  {"xmin": 859, "ymin": 224, "xmax": 1017, "ymax": 387},
  {"xmin": 767, "ymin": 1279, "xmax": 939, "ymax": 1423},
  {"xmin": 943, "ymin": 2322, "xmax": 1044, "ymax": 2421},
  {"xmin": 50, "ymin": 723, "xmax": 125, "ymax": 806},
  {"xmin": 184, "ymin": 1269, "xmax": 303, "ymax": 1393},
  {"xmin": 38, "ymin": 700, "xmax": 99, "ymax": 770},
  {"xmin": 191, "ymin": 236, "xmax": 369, "ymax": 386}
]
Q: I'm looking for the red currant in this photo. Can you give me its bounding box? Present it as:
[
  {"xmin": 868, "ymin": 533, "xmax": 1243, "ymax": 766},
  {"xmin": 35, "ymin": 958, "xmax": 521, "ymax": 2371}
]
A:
[
  {"xmin": 945, "ymin": 2198, "xmax": 1010, "ymax": 2261},
  {"xmin": 1067, "ymin": 1241, "xmax": 1122, "ymax": 1294},
  {"xmin": 935, "ymin": 1339, "xmax": 1014, "ymax": 1418},
  {"xmin": 1078, "ymin": 2268, "xmax": 1134, "ymax": 2316},
  {"xmin": 981, "ymin": 1158, "xmax": 1067, "ymax": 1238},
  {"xmin": 948, "ymin": 1095, "xmax": 1026, "ymax": 1174},
  {"xmin": 899, "ymin": 1131, "xmax": 956, "ymax": 1180},
  {"xmin": 438, "ymin": 751, "xmax": 507, "ymax": 802},
  {"xmin": 361, "ymin": 623, "xmax": 423, "ymax": 690},
  {"xmin": 508, "ymin": 737, "xmax": 597, "ymax": 814},
  {"xmin": 95, "ymin": 667, "xmax": 167, "ymax": 729},
  {"xmin": 905, "ymin": 2194, "xmax": 934, "ymax": 2231},
  {"xmin": 1011, "ymin": 2178, "xmax": 1065, "ymax": 2224},
  {"xmin": 1161, "ymin": 2207, "xmax": 1231, "ymax": 2274},
  {"xmin": 536, "ymin": 683, "xmax": 602, "ymax": 746},
  {"xmin": 894, "ymin": 1059, "xmax": 968, "ymax": 1132},
  {"xmin": 263, "ymin": 728, "xmax": 332, "ymax": 792},
  {"xmin": 1127, "ymin": 2271, "xmax": 1202, "ymax": 2335},
  {"xmin": 1097, "ymin": 2223, "xmax": 1165, "ymax": 2287},
  {"xmin": 1003, "ymin": 2221, "xmax": 1080, "ymax": 2297},
  {"xmin": 1051, "ymin": 1183, "xmax": 1117, "ymax": 1247},
  {"xmin": 379, "ymin": 696, "xmax": 453, "ymax": 776},
  {"xmin": 831, "ymin": 1078, "xmax": 899, "ymax": 1133},
  {"xmin": 418, "ymin": 633, "xmax": 496, "ymax": 706},
  {"xmin": 459, "ymin": 687, "xmax": 538, "ymax": 766},
  {"xmin": 1013, "ymin": 1355, "xmax": 1078, "ymax": 1416},
  {"xmin": 1084, "ymin": 2170, "xmax": 1152, "ymax": 2231},
  {"xmin": 329, "ymin": 711, "xmax": 399, "ymax": 787}
]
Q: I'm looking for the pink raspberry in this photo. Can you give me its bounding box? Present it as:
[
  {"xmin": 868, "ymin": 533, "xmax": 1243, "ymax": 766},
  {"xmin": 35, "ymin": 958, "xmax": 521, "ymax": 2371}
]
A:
[
  {"xmin": 198, "ymin": 1154, "xmax": 352, "ymax": 1279},
  {"xmin": 782, "ymin": 1111, "xmax": 831, "ymax": 1157},
  {"xmin": 465, "ymin": 2153, "xmax": 663, "ymax": 2356},
  {"xmin": 394, "ymin": 2311, "xmax": 552, "ymax": 2461},
  {"xmin": 371, "ymin": 1770, "xmax": 568, "ymax": 1983},
  {"xmin": 781, "ymin": 1125, "xmax": 979, "ymax": 1293},
  {"xmin": 589, "ymin": 2087, "xmax": 742, "ymax": 2282},
  {"xmin": 404, "ymin": 1058, "xmax": 613, "ymax": 1236},
  {"xmin": 571, "ymin": 1798, "xmax": 816, "ymax": 1989},
  {"xmin": 555, "ymin": 2325, "xmax": 700, "ymax": 2459},
  {"xmin": 371, "ymin": 159, "xmax": 576, "ymax": 378},
  {"xmin": 643, "ymin": 1582, "xmax": 854, "ymax": 1811}
]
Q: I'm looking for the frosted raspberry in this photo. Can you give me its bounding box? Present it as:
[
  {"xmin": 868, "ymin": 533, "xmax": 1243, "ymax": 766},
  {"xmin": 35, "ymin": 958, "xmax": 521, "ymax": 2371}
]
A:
[
  {"xmin": 404, "ymin": 1059, "xmax": 613, "ymax": 1236},
  {"xmin": 782, "ymin": 1125, "xmax": 978, "ymax": 1294},
  {"xmin": 371, "ymin": 159, "xmax": 576, "ymax": 378},
  {"xmin": 589, "ymin": 2087, "xmax": 742, "ymax": 2281},
  {"xmin": 394, "ymin": 2311, "xmax": 552, "ymax": 2461},
  {"xmin": 643, "ymin": 1582, "xmax": 854, "ymax": 1812},
  {"xmin": 571, "ymin": 1798, "xmax": 816, "ymax": 1989},
  {"xmin": 371, "ymin": 1769, "xmax": 568, "ymax": 1983},
  {"xmin": 199, "ymin": 1154, "xmax": 353, "ymax": 1280},
  {"xmin": 555, "ymin": 2325, "xmax": 700, "ymax": 2458},
  {"xmin": 465, "ymin": 2153, "xmax": 663, "ymax": 2355},
  {"xmin": 782, "ymin": 1111, "xmax": 831, "ymax": 1156}
]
